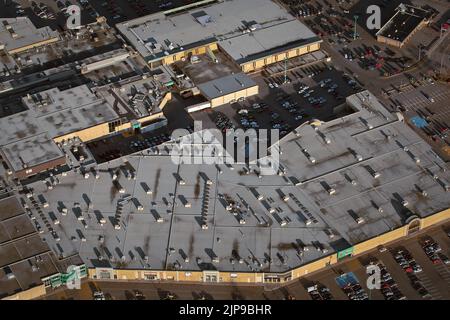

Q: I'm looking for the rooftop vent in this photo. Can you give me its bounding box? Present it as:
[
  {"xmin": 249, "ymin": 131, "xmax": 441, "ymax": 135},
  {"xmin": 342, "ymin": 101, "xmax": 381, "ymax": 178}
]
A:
[{"xmin": 192, "ymin": 11, "xmax": 212, "ymax": 26}]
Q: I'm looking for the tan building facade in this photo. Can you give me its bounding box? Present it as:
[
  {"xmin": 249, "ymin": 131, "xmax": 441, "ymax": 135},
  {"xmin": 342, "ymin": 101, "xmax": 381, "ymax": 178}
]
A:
[
  {"xmin": 209, "ymin": 85, "xmax": 259, "ymax": 108},
  {"xmin": 86, "ymin": 209, "xmax": 449, "ymax": 285},
  {"xmin": 239, "ymin": 42, "xmax": 321, "ymax": 73}
]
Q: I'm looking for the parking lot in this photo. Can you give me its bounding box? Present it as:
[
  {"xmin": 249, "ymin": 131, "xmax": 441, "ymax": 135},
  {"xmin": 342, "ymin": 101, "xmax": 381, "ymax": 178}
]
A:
[
  {"xmin": 386, "ymin": 81, "xmax": 450, "ymax": 161},
  {"xmin": 280, "ymin": 0, "xmax": 420, "ymax": 78},
  {"xmin": 191, "ymin": 63, "xmax": 362, "ymax": 139},
  {"xmin": 279, "ymin": 0, "xmax": 448, "ymax": 96},
  {"xmin": 279, "ymin": 0, "xmax": 450, "ymax": 164},
  {"xmin": 88, "ymin": 0, "xmax": 205, "ymax": 24}
]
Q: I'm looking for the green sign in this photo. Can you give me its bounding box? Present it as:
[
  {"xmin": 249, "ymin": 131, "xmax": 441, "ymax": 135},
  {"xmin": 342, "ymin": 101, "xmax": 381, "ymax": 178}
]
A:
[
  {"xmin": 48, "ymin": 265, "xmax": 87, "ymax": 288},
  {"xmin": 337, "ymin": 247, "xmax": 354, "ymax": 260}
]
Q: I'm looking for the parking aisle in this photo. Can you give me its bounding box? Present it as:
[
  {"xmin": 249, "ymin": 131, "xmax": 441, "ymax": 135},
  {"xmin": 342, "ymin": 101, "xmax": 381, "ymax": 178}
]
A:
[
  {"xmin": 414, "ymin": 273, "xmax": 444, "ymax": 300},
  {"xmin": 433, "ymin": 229, "xmax": 450, "ymax": 256},
  {"xmin": 284, "ymin": 282, "xmax": 312, "ymax": 300},
  {"xmin": 306, "ymin": 269, "xmax": 349, "ymax": 300},
  {"xmin": 374, "ymin": 251, "xmax": 422, "ymax": 300},
  {"xmin": 351, "ymin": 267, "xmax": 385, "ymax": 300},
  {"xmin": 404, "ymin": 241, "xmax": 449, "ymax": 299}
]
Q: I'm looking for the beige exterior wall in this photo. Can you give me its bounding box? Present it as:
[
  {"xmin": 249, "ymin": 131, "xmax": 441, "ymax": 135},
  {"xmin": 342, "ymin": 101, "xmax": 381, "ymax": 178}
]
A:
[
  {"xmin": 7, "ymin": 37, "xmax": 59, "ymax": 55},
  {"xmin": 421, "ymin": 209, "xmax": 450, "ymax": 229},
  {"xmin": 242, "ymin": 63, "xmax": 255, "ymax": 73},
  {"xmin": 292, "ymin": 255, "xmax": 337, "ymax": 279},
  {"xmin": 87, "ymin": 209, "xmax": 450, "ymax": 285},
  {"xmin": 209, "ymin": 85, "xmax": 259, "ymax": 108},
  {"xmin": 161, "ymin": 43, "xmax": 218, "ymax": 65},
  {"xmin": 298, "ymin": 46, "xmax": 309, "ymax": 55},
  {"xmin": 53, "ymin": 92, "xmax": 171, "ymax": 143},
  {"xmin": 377, "ymin": 20, "xmax": 428, "ymax": 48},
  {"xmin": 1, "ymin": 284, "xmax": 46, "ymax": 300},
  {"xmin": 239, "ymin": 41, "xmax": 322, "ymax": 73},
  {"xmin": 352, "ymin": 227, "xmax": 408, "ymax": 256},
  {"xmin": 377, "ymin": 35, "xmax": 403, "ymax": 48}
]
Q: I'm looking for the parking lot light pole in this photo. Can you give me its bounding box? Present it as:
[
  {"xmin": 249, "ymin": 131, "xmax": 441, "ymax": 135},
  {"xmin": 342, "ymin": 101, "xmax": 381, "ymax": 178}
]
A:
[
  {"xmin": 284, "ymin": 56, "xmax": 288, "ymax": 84},
  {"xmin": 418, "ymin": 44, "xmax": 424, "ymax": 62},
  {"xmin": 353, "ymin": 15, "xmax": 359, "ymax": 40},
  {"xmin": 440, "ymin": 44, "xmax": 450, "ymax": 75}
]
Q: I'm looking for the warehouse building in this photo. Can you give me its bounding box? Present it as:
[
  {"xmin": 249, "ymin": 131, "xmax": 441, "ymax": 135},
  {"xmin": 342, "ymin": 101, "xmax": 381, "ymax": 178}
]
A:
[
  {"xmin": 23, "ymin": 91, "xmax": 450, "ymax": 284},
  {"xmin": 0, "ymin": 17, "xmax": 59, "ymax": 55},
  {"xmin": 197, "ymin": 73, "xmax": 259, "ymax": 107},
  {"xmin": 376, "ymin": 4, "xmax": 434, "ymax": 48},
  {"xmin": 116, "ymin": 0, "xmax": 322, "ymax": 72},
  {"xmin": 0, "ymin": 196, "xmax": 87, "ymax": 300},
  {"xmin": 0, "ymin": 79, "xmax": 171, "ymax": 180}
]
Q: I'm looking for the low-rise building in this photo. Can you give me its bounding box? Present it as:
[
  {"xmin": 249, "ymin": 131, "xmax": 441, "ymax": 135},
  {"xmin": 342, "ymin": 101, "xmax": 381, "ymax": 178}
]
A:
[
  {"xmin": 376, "ymin": 4, "xmax": 434, "ymax": 48},
  {"xmin": 0, "ymin": 17, "xmax": 59, "ymax": 55},
  {"xmin": 116, "ymin": 0, "xmax": 322, "ymax": 72}
]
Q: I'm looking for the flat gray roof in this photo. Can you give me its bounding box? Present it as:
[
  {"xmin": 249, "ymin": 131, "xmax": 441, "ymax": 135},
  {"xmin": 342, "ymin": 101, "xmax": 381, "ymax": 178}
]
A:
[
  {"xmin": 0, "ymin": 17, "xmax": 59, "ymax": 53},
  {"xmin": 22, "ymin": 85, "xmax": 120, "ymax": 139},
  {"xmin": 219, "ymin": 20, "xmax": 320, "ymax": 64},
  {"xmin": 24, "ymin": 91, "xmax": 450, "ymax": 273},
  {"xmin": 1, "ymin": 133, "xmax": 64, "ymax": 172},
  {"xmin": 376, "ymin": 4, "xmax": 434, "ymax": 42},
  {"xmin": 0, "ymin": 85, "xmax": 121, "ymax": 173},
  {"xmin": 116, "ymin": 0, "xmax": 319, "ymax": 63},
  {"xmin": 197, "ymin": 73, "xmax": 258, "ymax": 100},
  {"xmin": 0, "ymin": 85, "xmax": 120, "ymax": 147},
  {"xmin": 0, "ymin": 196, "xmax": 84, "ymax": 298},
  {"xmin": 0, "ymin": 77, "xmax": 171, "ymax": 175}
]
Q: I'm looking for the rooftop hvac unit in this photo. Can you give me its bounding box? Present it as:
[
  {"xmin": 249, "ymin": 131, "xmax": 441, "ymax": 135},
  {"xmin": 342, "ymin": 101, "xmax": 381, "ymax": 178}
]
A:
[
  {"xmin": 356, "ymin": 217, "xmax": 365, "ymax": 224},
  {"xmin": 325, "ymin": 229, "xmax": 335, "ymax": 239},
  {"xmin": 113, "ymin": 180, "xmax": 125, "ymax": 193}
]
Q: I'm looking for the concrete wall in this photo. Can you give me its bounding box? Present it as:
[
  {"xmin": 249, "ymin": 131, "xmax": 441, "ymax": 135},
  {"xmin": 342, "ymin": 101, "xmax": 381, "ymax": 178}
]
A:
[
  {"xmin": 186, "ymin": 101, "xmax": 211, "ymax": 113},
  {"xmin": 81, "ymin": 52, "xmax": 130, "ymax": 74},
  {"xmin": 1, "ymin": 284, "xmax": 46, "ymax": 300},
  {"xmin": 162, "ymin": 43, "xmax": 219, "ymax": 66},
  {"xmin": 7, "ymin": 37, "xmax": 59, "ymax": 55}
]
